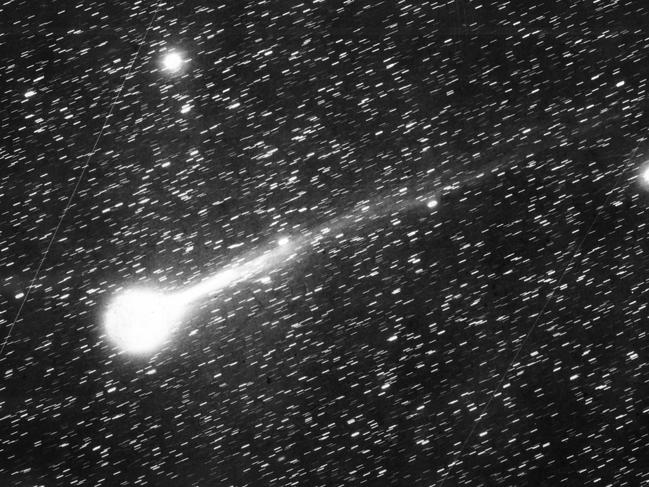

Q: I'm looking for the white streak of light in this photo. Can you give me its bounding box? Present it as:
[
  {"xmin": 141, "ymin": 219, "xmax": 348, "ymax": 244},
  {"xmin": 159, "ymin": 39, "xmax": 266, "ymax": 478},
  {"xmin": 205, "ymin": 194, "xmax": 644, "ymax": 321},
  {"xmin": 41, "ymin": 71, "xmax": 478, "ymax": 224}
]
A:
[{"xmin": 176, "ymin": 237, "xmax": 301, "ymax": 304}]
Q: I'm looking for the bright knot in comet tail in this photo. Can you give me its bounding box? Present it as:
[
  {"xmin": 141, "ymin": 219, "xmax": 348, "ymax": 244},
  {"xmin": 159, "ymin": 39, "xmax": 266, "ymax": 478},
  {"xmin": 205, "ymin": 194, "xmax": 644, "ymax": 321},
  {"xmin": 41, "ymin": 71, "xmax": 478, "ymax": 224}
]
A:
[{"xmin": 104, "ymin": 288, "xmax": 188, "ymax": 355}]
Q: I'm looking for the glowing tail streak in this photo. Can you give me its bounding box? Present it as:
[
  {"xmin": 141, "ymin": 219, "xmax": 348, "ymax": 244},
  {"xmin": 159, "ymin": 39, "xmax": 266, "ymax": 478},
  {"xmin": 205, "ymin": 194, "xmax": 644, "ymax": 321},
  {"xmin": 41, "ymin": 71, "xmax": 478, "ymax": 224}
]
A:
[{"xmin": 177, "ymin": 239, "xmax": 299, "ymax": 305}]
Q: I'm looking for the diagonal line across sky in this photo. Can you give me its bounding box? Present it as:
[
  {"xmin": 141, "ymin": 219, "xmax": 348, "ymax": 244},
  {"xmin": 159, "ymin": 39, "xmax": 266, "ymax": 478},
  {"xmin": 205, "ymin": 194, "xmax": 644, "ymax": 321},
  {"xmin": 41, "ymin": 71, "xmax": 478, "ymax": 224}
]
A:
[{"xmin": 0, "ymin": 1, "xmax": 164, "ymax": 359}]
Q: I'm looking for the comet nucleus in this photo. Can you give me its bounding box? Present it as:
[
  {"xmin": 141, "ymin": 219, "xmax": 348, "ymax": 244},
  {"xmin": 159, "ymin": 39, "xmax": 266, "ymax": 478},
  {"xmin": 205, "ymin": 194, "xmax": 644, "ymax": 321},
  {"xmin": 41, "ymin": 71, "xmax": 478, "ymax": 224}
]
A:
[
  {"xmin": 161, "ymin": 51, "xmax": 184, "ymax": 73},
  {"xmin": 104, "ymin": 288, "xmax": 187, "ymax": 355}
]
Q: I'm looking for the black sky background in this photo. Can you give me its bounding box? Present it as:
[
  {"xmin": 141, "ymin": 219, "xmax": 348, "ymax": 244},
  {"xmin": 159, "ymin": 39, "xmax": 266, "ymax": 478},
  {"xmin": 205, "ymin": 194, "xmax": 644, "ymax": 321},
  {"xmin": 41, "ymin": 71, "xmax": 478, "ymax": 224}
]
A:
[{"xmin": 2, "ymin": 0, "xmax": 649, "ymax": 485}]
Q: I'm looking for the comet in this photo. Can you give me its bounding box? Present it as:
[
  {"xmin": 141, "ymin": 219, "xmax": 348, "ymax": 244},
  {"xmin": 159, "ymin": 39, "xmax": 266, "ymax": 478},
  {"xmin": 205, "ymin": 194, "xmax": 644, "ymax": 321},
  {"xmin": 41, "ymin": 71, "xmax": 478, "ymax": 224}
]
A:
[
  {"xmin": 103, "ymin": 235, "xmax": 301, "ymax": 355},
  {"xmin": 161, "ymin": 51, "xmax": 184, "ymax": 73},
  {"xmin": 103, "ymin": 193, "xmax": 440, "ymax": 356}
]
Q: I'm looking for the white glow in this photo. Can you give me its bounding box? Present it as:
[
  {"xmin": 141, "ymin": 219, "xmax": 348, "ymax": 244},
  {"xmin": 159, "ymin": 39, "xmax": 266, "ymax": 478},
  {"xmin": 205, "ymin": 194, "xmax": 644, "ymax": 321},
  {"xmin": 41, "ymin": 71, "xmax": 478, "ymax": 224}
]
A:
[
  {"xmin": 641, "ymin": 166, "xmax": 649, "ymax": 186},
  {"xmin": 104, "ymin": 288, "xmax": 187, "ymax": 355},
  {"xmin": 178, "ymin": 241, "xmax": 297, "ymax": 303},
  {"xmin": 162, "ymin": 52, "xmax": 183, "ymax": 73},
  {"xmin": 427, "ymin": 199, "xmax": 439, "ymax": 209}
]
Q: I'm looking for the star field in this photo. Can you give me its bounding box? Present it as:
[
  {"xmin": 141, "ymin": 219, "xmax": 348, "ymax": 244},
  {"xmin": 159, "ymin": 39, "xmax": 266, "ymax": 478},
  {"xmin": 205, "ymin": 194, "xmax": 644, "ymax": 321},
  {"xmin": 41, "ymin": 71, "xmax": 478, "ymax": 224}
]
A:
[{"xmin": 1, "ymin": 1, "xmax": 649, "ymax": 485}]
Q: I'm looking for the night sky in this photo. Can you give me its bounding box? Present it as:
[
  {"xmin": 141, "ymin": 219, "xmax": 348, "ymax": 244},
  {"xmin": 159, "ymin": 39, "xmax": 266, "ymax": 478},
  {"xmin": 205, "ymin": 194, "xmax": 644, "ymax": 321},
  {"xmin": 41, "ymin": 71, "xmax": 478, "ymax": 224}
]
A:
[{"xmin": 2, "ymin": 1, "xmax": 649, "ymax": 485}]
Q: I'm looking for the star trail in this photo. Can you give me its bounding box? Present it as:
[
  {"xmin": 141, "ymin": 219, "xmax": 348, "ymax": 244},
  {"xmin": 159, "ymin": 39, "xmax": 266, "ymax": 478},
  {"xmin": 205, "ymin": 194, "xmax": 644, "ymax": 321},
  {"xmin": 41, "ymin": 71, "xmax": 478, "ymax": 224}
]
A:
[{"xmin": 2, "ymin": 1, "xmax": 649, "ymax": 486}]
